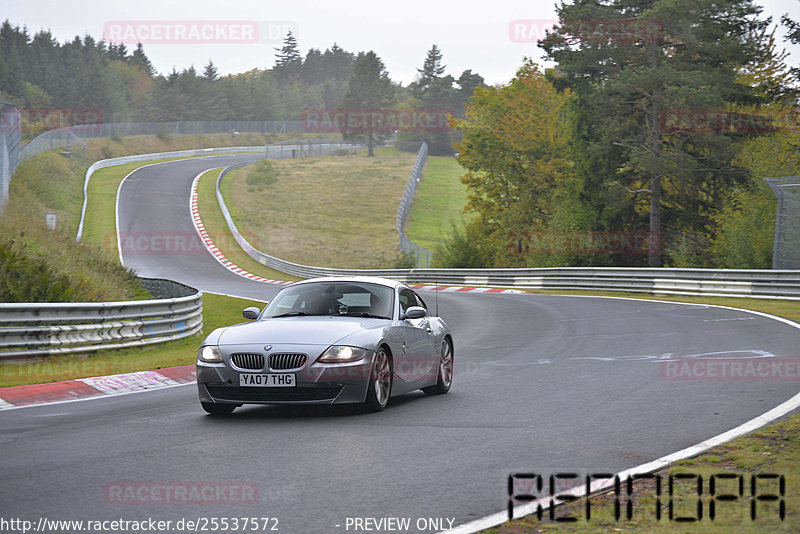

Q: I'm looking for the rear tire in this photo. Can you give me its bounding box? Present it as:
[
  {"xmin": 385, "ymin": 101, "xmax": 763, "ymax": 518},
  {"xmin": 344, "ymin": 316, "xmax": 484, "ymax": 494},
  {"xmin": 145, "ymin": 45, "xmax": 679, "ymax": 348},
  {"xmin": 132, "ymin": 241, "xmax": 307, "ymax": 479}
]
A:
[
  {"xmin": 423, "ymin": 337, "xmax": 453, "ymax": 395},
  {"xmin": 364, "ymin": 347, "xmax": 392, "ymax": 412},
  {"xmin": 201, "ymin": 402, "xmax": 237, "ymax": 416}
]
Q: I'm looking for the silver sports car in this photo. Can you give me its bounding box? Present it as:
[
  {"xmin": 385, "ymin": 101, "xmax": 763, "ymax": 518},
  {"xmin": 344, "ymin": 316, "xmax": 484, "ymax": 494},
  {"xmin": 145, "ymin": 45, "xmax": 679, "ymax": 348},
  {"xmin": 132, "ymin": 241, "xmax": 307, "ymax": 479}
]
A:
[{"xmin": 196, "ymin": 276, "xmax": 453, "ymax": 415}]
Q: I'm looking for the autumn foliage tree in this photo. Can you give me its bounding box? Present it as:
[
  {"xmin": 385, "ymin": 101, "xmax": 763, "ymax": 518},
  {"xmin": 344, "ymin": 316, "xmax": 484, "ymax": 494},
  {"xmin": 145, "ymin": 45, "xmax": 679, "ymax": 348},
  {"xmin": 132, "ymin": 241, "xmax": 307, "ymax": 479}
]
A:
[{"xmin": 443, "ymin": 61, "xmax": 574, "ymax": 267}]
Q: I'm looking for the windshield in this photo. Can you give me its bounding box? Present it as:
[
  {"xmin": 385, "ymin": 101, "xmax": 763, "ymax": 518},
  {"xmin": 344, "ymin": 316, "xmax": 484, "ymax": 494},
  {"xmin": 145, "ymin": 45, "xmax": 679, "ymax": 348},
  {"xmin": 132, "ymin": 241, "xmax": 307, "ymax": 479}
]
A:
[{"xmin": 262, "ymin": 282, "xmax": 394, "ymax": 319}]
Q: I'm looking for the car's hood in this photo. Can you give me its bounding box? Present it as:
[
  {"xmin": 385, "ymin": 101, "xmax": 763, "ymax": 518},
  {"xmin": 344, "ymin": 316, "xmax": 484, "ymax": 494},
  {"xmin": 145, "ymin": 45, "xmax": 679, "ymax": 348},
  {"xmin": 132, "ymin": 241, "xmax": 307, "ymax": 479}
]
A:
[{"xmin": 217, "ymin": 316, "xmax": 387, "ymax": 346}]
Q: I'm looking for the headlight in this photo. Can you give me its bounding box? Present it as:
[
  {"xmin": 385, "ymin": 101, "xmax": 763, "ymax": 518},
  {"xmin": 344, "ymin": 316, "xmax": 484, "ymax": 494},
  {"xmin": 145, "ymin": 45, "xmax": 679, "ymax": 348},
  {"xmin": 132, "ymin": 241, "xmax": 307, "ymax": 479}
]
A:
[
  {"xmin": 198, "ymin": 345, "xmax": 223, "ymax": 363},
  {"xmin": 317, "ymin": 345, "xmax": 369, "ymax": 363}
]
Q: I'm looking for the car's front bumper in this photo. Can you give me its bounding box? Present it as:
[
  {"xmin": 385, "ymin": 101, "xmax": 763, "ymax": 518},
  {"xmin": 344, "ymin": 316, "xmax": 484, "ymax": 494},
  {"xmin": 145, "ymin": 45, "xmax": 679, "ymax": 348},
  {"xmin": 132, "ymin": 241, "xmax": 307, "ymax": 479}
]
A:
[{"xmin": 196, "ymin": 356, "xmax": 375, "ymax": 406}]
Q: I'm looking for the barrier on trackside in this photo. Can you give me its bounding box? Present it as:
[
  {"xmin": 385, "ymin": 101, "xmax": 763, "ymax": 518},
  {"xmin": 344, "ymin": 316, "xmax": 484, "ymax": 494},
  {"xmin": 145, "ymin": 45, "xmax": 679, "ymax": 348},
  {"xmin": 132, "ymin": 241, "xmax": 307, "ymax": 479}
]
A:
[
  {"xmin": 0, "ymin": 278, "xmax": 202, "ymax": 359},
  {"xmin": 212, "ymin": 162, "xmax": 800, "ymax": 299}
]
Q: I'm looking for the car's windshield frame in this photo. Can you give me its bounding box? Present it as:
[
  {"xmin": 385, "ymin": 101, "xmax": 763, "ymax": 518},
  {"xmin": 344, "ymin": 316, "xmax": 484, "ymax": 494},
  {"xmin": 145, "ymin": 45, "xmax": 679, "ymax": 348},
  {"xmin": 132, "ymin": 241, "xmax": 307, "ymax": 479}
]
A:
[{"xmin": 261, "ymin": 281, "xmax": 396, "ymax": 320}]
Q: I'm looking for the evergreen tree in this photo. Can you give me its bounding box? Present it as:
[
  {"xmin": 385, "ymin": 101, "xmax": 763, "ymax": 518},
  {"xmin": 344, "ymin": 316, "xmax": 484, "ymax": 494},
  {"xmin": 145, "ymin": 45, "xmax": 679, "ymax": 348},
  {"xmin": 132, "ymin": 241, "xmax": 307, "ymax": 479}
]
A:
[
  {"xmin": 203, "ymin": 60, "xmax": 218, "ymax": 81},
  {"xmin": 130, "ymin": 43, "xmax": 155, "ymax": 76},
  {"xmin": 540, "ymin": 0, "xmax": 772, "ymax": 266},
  {"xmin": 300, "ymin": 48, "xmax": 324, "ymax": 84},
  {"xmin": 273, "ymin": 31, "xmax": 302, "ymax": 82},
  {"xmin": 340, "ymin": 51, "xmax": 396, "ymax": 156},
  {"xmin": 321, "ymin": 43, "xmax": 356, "ymax": 80},
  {"xmin": 411, "ymin": 44, "xmax": 446, "ymax": 98},
  {"xmin": 455, "ymin": 69, "xmax": 486, "ymax": 111}
]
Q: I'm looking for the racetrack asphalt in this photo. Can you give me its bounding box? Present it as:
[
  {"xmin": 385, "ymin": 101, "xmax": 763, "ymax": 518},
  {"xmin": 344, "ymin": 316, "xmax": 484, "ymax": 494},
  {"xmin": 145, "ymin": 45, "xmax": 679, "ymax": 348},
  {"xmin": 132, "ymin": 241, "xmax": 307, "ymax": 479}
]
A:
[{"xmin": 1, "ymin": 154, "xmax": 799, "ymax": 533}]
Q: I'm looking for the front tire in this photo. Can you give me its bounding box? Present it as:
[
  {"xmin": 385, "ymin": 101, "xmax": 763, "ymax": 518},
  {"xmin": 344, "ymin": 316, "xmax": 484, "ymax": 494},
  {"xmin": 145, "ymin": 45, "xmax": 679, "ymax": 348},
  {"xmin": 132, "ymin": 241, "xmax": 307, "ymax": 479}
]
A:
[
  {"xmin": 201, "ymin": 402, "xmax": 237, "ymax": 416},
  {"xmin": 364, "ymin": 347, "xmax": 392, "ymax": 412},
  {"xmin": 423, "ymin": 337, "xmax": 453, "ymax": 395}
]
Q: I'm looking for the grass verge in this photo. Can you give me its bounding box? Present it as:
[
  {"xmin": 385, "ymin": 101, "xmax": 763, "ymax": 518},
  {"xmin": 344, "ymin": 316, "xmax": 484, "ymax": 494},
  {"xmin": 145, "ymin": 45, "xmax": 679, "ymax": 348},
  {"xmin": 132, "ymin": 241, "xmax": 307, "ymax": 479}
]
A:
[
  {"xmin": 196, "ymin": 168, "xmax": 302, "ymax": 282},
  {"xmin": 405, "ymin": 155, "xmax": 471, "ymax": 252},
  {"xmin": 223, "ymin": 146, "xmax": 416, "ymax": 268}
]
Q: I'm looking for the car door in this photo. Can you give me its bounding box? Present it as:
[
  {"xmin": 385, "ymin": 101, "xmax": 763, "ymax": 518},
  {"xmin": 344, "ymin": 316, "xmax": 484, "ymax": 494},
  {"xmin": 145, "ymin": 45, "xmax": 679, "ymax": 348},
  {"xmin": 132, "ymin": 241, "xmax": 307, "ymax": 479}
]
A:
[
  {"xmin": 396, "ymin": 288, "xmax": 435, "ymax": 383},
  {"xmin": 411, "ymin": 290, "xmax": 438, "ymax": 374}
]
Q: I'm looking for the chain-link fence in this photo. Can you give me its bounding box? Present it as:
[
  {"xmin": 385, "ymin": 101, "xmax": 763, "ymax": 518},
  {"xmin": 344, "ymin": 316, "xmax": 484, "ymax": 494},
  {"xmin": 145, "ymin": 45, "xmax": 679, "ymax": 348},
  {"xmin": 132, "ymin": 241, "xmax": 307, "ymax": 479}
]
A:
[
  {"xmin": 396, "ymin": 142, "xmax": 433, "ymax": 267},
  {"xmin": 765, "ymin": 176, "xmax": 800, "ymax": 269},
  {"xmin": 19, "ymin": 120, "xmax": 303, "ymax": 164},
  {"xmin": 0, "ymin": 101, "xmax": 22, "ymax": 215}
]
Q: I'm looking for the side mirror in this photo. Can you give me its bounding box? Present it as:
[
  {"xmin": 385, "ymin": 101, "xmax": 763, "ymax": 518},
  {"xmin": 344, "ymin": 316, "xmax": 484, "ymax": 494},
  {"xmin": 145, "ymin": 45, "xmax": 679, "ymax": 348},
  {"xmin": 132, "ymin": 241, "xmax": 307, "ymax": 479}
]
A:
[
  {"xmin": 403, "ymin": 306, "xmax": 427, "ymax": 320},
  {"xmin": 242, "ymin": 307, "xmax": 260, "ymax": 320}
]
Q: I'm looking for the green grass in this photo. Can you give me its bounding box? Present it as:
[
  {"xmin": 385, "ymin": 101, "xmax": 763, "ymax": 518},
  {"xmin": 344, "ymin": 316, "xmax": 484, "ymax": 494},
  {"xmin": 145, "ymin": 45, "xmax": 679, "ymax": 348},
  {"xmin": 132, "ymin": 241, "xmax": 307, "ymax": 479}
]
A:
[
  {"xmin": 0, "ymin": 293, "xmax": 264, "ymax": 387},
  {"xmin": 223, "ymin": 146, "xmax": 416, "ymax": 268},
  {"xmin": 0, "ymin": 153, "xmax": 145, "ymax": 302},
  {"xmin": 405, "ymin": 155, "xmax": 472, "ymax": 252}
]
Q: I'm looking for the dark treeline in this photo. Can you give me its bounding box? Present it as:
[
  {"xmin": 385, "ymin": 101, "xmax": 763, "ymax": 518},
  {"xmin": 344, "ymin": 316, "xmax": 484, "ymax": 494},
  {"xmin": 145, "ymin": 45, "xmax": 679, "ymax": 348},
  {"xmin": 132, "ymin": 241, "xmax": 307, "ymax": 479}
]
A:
[{"xmin": 0, "ymin": 21, "xmax": 483, "ymax": 154}]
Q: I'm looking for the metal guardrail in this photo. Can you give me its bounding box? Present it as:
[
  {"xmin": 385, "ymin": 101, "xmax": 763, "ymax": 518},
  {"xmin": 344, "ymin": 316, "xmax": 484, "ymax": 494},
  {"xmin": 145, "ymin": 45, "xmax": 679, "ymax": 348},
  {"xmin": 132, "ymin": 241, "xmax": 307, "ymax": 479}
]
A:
[
  {"xmin": 396, "ymin": 142, "xmax": 433, "ymax": 267},
  {"xmin": 213, "ymin": 161, "xmax": 800, "ymax": 299},
  {"xmin": 0, "ymin": 279, "xmax": 202, "ymax": 359}
]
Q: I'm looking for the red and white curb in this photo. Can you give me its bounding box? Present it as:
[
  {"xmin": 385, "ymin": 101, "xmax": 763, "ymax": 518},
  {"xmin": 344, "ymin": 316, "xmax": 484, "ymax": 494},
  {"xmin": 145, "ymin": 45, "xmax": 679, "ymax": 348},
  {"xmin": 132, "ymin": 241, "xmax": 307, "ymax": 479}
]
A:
[
  {"xmin": 0, "ymin": 365, "xmax": 195, "ymax": 410},
  {"xmin": 190, "ymin": 170, "xmax": 293, "ymax": 285},
  {"xmin": 409, "ymin": 285, "xmax": 528, "ymax": 294}
]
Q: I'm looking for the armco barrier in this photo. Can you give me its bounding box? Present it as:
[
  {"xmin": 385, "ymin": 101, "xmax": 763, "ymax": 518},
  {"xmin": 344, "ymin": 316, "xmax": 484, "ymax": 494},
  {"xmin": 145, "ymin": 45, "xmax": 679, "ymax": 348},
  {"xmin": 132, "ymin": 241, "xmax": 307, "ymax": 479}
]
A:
[
  {"xmin": 0, "ymin": 279, "xmax": 202, "ymax": 359},
  {"xmin": 212, "ymin": 162, "xmax": 800, "ymax": 299}
]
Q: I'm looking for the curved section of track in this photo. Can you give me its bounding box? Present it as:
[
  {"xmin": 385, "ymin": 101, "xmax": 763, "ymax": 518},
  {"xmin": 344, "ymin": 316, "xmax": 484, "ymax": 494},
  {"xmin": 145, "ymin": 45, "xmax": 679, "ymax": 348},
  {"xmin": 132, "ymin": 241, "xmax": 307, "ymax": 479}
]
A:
[{"xmin": 1, "ymin": 155, "xmax": 798, "ymax": 533}]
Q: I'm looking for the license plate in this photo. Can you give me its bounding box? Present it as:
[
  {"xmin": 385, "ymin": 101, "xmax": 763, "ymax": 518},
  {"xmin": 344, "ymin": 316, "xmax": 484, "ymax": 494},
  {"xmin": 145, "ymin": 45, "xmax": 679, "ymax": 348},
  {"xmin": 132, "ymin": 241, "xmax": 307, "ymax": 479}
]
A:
[{"xmin": 239, "ymin": 373, "xmax": 296, "ymax": 387}]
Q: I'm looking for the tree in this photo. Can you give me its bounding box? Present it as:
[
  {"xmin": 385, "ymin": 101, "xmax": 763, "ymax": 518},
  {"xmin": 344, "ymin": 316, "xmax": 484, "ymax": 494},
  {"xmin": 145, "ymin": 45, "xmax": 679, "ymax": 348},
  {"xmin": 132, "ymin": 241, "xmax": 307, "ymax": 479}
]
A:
[
  {"xmin": 455, "ymin": 70, "xmax": 485, "ymax": 112},
  {"xmin": 202, "ymin": 60, "xmax": 218, "ymax": 81},
  {"xmin": 400, "ymin": 45, "xmax": 471, "ymax": 155},
  {"xmin": 300, "ymin": 48, "xmax": 323, "ymax": 83},
  {"xmin": 273, "ymin": 31, "xmax": 302, "ymax": 82},
  {"xmin": 130, "ymin": 43, "xmax": 155, "ymax": 76},
  {"xmin": 410, "ymin": 44, "xmax": 445, "ymax": 99},
  {"xmin": 339, "ymin": 51, "xmax": 396, "ymax": 156},
  {"xmin": 321, "ymin": 43, "xmax": 355, "ymax": 80},
  {"xmin": 540, "ymin": 0, "xmax": 772, "ymax": 266},
  {"xmin": 449, "ymin": 61, "xmax": 573, "ymax": 267}
]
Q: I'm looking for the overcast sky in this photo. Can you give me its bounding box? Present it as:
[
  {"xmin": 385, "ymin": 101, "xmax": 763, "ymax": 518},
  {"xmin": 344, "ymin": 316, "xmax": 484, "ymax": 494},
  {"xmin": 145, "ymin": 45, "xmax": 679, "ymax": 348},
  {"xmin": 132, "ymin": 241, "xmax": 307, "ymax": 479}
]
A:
[{"xmin": 5, "ymin": 0, "xmax": 800, "ymax": 86}]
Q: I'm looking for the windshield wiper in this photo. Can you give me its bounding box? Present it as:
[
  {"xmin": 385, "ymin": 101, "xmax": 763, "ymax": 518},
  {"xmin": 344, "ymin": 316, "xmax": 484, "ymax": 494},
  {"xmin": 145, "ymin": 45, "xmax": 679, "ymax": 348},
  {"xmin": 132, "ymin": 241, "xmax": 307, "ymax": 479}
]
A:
[
  {"xmin": 342, "ymin": 312, "xmax": 390, "ymax": 319},
  {"xmin": 271, "ymin": 311, "xmax": 307, "ymax": 318}
]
